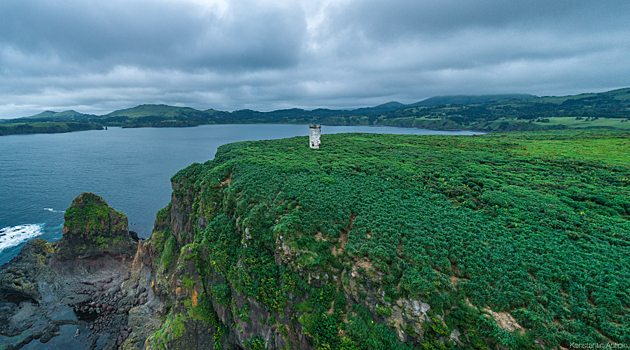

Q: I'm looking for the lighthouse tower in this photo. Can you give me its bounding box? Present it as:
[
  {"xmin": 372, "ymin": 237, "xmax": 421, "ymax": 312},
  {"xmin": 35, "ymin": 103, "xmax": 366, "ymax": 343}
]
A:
[{"xmin": 309, "ymin": 125, "xmax": 321, "ymax": 149}]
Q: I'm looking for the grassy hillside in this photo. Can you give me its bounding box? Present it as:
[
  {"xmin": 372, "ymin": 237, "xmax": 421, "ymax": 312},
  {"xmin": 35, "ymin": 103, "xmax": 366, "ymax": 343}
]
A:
[
  {"xmin": 99, "ymin": 104, "xmax": 212, "ymax": 128},
  {"xmin": 26, "ymin": 110, "xmax": 95, "ymax": 120},
  {"xmin": 147, "ymin": 130, "xmax": 630, "ymax": 349},
  {"xmin": 0, "ymin": 110, "xmax": 96, "ymax": 124},
  {"xmin": 413, "ymin": 94, "xmax": 536, "ymax": 107},
  {"xmin": 104, "ymin": 104, "xmax": 206, "ymax": 118},
  {"xmin": 350, "ymin": 101, "xmax": 409, "ymax": 115},
  {"xmin": 369, "ymin": 88, "xmax": 630, "ymax": 131}
]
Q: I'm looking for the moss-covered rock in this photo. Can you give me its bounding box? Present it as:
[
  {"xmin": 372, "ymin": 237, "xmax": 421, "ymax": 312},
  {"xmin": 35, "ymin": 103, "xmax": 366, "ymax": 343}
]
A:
[
  {"xmin": 0, "ymin": 238, "xmax": 54, "ymax": 301},
  {"xmin": 55, "ymin": 192, "xmax": 137, "ymax": 260}
]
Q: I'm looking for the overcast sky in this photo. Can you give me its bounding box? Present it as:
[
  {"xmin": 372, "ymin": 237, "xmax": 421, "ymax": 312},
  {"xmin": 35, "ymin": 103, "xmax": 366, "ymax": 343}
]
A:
[{"xmin": 1, "ymin": 0, "xmax": 629, "ymax": 118}]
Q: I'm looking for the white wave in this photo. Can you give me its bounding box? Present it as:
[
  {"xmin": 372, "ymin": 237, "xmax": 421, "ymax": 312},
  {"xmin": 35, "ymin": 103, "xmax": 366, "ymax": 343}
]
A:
[
  {"xmin": 44, "ymin": 208, "xmax": 65, "ymax": 213},
  {"xmin": 0, "ymin": 224, "xmax": 45, "ymax": 251}
]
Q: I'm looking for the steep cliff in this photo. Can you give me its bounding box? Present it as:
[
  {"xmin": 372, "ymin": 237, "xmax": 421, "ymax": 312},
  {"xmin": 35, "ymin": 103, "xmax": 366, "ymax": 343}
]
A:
[{"xmin": 137, "ymin": 131, "xmax": 630, "ymax": 350}]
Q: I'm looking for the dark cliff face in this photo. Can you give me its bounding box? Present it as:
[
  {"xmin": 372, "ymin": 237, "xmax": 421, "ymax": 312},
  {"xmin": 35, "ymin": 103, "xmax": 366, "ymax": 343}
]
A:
[
  {"xmin": 145, "ymin": 170, "xmax": 313, "ymax": 350},
  {"xmin": 56, "ymin": 192, "xmax": 137, "ymax": 261}
]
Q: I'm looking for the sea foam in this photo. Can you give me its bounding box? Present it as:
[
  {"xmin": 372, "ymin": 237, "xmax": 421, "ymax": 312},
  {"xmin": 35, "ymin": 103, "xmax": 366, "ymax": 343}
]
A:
[
  {"xmin": 44, "ymin": 208, "xmax": 65, "ymax": 213},
  {"xmin": 0, "ymin": 224, "xmax": 45, "ymax": 252}
]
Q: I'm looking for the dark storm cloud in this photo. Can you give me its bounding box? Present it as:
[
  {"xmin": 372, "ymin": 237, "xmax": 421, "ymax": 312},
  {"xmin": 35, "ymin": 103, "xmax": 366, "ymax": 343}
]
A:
[
  {"xmin": 0, "ymin": 0, "xmax": 305, "ymax": 72},
  {"xmin": 326, "ymin": 0, "xmax": 630, "ymax": 40},
  {"xmin": 0, "ymin": 0, "xmax": 629, "ymax": 118},
  {"xmin": 319, "ymin": 0, "xmax": 630, "ymax": 68}
]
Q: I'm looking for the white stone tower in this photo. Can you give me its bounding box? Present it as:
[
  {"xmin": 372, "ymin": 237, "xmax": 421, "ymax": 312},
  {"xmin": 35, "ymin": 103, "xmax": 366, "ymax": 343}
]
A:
[{"xmin": 309, "ymin": 124, "xmax": 321, "ymax": 149}]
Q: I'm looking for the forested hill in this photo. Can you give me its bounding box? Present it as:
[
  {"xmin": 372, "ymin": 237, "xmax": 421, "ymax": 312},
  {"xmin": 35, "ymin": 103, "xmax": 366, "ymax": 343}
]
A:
[
  {"xmin": 2, "ymin": 88, "xmax": 630, "ymax": 135},
  {"xmin": 143, "ymin": 130, "xmax": 630, "ymax": 349},
  {"xmin": 0, "ymin": 121, "xmax": 102, "ymax": 136}
]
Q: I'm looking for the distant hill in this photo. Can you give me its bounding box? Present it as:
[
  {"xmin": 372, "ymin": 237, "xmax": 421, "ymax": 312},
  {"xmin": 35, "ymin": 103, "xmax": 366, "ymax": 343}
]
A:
[
  {"xmin": 344, "ymin": 95, "xmax": 537, "ymax": 116},
  {"xmin": 104, "ymin": 104, "xmax": 205, "ymax": 118},
  {"xmin": 0, "ymin": 121, "xmax": 102, "ymax": 136},
  {"xmin": 2, "ymin": 88, "xmax": 630, "ymax": 135},
  {"xmin": 413, "ymin": 94, "xmax": 537, "ymax": 107},
  {"xmin": 39, "ymin": 110, "xmax": 95, "ymax": 119},
  {"xmin": 2, "ymin": 110, "xmax": 96, "ymax": 123},
  {"xmin": 537, "ymin": 87, "xmax": 630, "ymax": 104},
  {"xmin": 27, "ymin": 110, "xmax": 59, "ymax": 119},
  {"xmin": 350, "ymin": 101, "xmax": 408, "ymax": 115}
]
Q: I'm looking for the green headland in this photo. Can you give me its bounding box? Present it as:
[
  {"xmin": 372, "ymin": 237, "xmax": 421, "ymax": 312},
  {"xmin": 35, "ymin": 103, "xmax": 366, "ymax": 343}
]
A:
[
  {"xmin": 1, "ymin": 129, "xmax": 628, "ymax": 349},
  {"xmin": 141, "ymin": 129, "xmax": 630, "ymax": 349}
]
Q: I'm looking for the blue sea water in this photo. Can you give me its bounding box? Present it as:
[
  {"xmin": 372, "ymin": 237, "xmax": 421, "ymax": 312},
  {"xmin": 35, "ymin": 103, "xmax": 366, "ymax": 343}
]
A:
[{"xmin": 0, "ymin": 124, "xmax": 481, "ymax": 265}]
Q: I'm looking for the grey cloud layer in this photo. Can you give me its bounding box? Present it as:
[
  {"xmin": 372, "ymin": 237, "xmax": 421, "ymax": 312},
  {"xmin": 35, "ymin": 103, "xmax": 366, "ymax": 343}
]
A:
[
  {"xmin": 0, "ymin": 0, "xmax": 305, "ymax": 72},
  {"xmin": 1, "ymin": 0, "xmax": 629, "ymax": 118}
]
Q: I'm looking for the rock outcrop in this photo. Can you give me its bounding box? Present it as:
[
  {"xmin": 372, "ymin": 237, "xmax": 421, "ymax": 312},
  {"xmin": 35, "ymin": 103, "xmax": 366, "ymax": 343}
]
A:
[
  {"xmin": 55, "ymin": 192, "xmax": 138, "ymax": 261},
  {"xmin": 0, "ymin": 238, "xmax": 54, "ymax": 302},
  {"xmin": 0, "ymin": 193, "xmax": 160, "ymax": 350}
]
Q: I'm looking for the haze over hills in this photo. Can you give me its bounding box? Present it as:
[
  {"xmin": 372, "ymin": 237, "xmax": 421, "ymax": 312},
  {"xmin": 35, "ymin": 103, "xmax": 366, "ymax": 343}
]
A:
[
  {"xmin": 413, "ymin": 94, "xmax": 537, "ymax": 107},
  {"xmin": 1, "ymin": 88, "xmax": 630, "ymax": 136},
  {"xmin": 18, "ymin": 110, "xmax": 96, "ymax": 121},
  {"xmin": 104, "ymin": 104, "xmax": 212, "ymax": 118}
]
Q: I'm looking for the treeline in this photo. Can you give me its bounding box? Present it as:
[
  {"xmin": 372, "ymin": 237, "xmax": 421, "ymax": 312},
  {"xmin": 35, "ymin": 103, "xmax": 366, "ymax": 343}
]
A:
[
  {"xmin": 0, "ymin": 121, "xmax": 103, "ymax": 136},
  {"xmin": 370, "ymin": 91, "xmax": 630, "ymax": 130}
]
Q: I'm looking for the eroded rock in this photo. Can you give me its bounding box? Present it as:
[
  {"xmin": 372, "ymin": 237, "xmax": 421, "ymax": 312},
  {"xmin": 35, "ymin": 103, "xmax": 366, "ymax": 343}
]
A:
[{"xmin": 55, "ymin": 192, "xmax": 137, "ymax": 261}]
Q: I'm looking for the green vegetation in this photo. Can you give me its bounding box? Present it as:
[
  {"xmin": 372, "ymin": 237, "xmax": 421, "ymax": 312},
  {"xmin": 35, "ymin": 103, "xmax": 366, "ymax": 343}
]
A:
[
  {"xmin": 2, "ymin": 88, "xmax": 630, "ymax": 135},
  {"xmin": 19, "ymin": 109, "xmax": 95, "ymax": 120},
  {"xmin": 0, "ymin": 121, "xmax": 102, "ymax": 136},
  {"xmin": 151, "ymin": 130, "xmax": 630, "ymax": 349},
  {"xmin": 414, "ymin": 94, "xmax": 536, "ymax": 107},
  {"xmin": 366, "ymin": 88, "xmax": 630, "ymax": 131},
  {"xmin": 64, "ymin": 194, "xmax": 112, "ymax": 234}
]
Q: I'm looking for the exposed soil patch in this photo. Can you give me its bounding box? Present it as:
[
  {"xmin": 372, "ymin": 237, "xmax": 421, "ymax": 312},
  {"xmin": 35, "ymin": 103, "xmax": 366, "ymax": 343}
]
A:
[
  {"xmin": 483, "ymin": 308, "xmax": 525, "ymax": 334},
  {"xmin": 221, "ymin": 172, "xmax": 233, "ymax": 187}
]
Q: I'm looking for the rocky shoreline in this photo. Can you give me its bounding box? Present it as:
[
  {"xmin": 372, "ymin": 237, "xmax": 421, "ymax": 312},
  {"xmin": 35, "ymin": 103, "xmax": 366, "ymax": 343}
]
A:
[{"xmin": 0, "ymin": 193, "xmax": 162, "ymax": 350}]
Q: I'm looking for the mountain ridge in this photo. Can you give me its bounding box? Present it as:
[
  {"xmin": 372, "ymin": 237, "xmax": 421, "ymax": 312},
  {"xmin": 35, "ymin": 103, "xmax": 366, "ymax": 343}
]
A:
[
  {"xmin": 0, "ymin": 92, "xmax": 557, "ymax": 121},
  {"xmin": 1, "ymin": 88, "xmax": 629, "ymax": 135}
]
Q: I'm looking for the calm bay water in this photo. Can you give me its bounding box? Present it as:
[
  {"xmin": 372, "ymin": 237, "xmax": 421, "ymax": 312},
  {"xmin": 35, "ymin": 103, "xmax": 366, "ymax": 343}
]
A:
[{"xmin": 0, "ymin": 124, "xmax": 481, "ymax": 265}]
